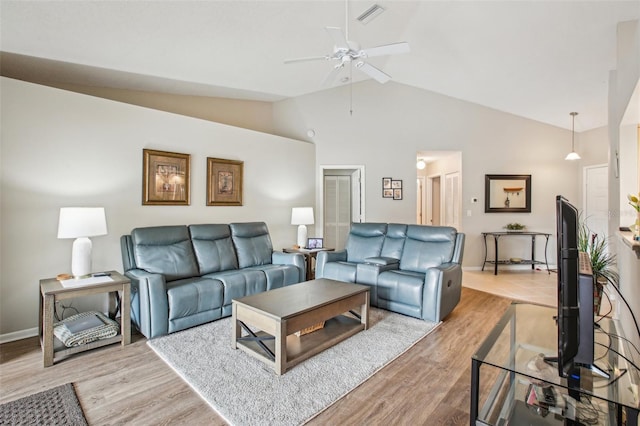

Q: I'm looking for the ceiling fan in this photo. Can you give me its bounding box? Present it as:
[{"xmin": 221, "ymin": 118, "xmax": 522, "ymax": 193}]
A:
[{"xmin": 284, "ymin": 16, "xmax": 410, "ymax": 87}]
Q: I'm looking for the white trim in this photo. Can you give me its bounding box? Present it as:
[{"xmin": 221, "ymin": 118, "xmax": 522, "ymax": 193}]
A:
[
  {"xmin": 582, "ymin": 163, "xmax": 608, "ymax": 213},
  {"xmin": 1, "ymin": 327, "xmax": 38, "ymax": 344}
]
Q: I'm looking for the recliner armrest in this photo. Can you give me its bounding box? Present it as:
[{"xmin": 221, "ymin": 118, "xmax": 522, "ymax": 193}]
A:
[
  {"xmin": 272, "ymin": 251, "xmax": 306, "ymax": 282},
  {"xmin": 315, "ymin": 250, "xmax": 347, "ymax": 278},
  {"xmin": 123, "ymin": 268, "xmax": 169, "ymax": 339},
  {"xmin": 364, "ymin": 256, "xmax": 399, "ymax": 266},
  {"xmin": 422, "ymin": 262, "xmax": 463, "ymax": 322}
]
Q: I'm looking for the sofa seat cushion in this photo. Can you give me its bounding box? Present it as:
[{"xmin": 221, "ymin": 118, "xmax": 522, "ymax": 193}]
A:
[
  {"xmin": 322, "ymin": 261, "xmax": 357, "ymax": 283},
  {"xmin": 166, "ymin": 278, "xmax": 224, "ymax": 333},
  {"xmin": 203, "ymin": 270, "xmax": 267, "ymax": 315},
  {"xmin": 376, "ymin": 270, "xmax": 424, "ymax": 318},
  {"xmin": 244, "ymin": 264, "xmax": 300, "ymax": 290}
]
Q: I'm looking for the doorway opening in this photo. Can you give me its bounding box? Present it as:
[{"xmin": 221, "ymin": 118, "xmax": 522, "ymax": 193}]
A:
[{"xmin": 416, "ymin": 151, "xmax": 462, "ymax": 230}]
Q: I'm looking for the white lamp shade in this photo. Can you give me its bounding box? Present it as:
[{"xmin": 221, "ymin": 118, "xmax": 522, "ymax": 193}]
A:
[
  {"xmin": 58, "ymin": 207, "xmax": 107, "ymax": 238},
  {"xmin": 58, "ymin": 207, "xmax": 107, "ymax": 278},
  {"xmin": 291, "ymin": 207, "xmax": 314, "ymax": 225}
]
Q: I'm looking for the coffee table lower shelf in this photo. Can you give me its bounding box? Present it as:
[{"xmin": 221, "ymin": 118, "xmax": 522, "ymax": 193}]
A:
[{"xmin": 235, "ymin": 314, "xmax": 364, "ymax": 374}]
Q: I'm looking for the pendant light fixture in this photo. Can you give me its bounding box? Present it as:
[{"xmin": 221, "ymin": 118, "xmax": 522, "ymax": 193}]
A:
[{"xmin": 565, "ymin": 112, "xmax": 581, "ymax": 161}]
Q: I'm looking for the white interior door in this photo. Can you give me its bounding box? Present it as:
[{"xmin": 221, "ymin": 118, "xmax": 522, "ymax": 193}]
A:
[
  {"xmin": 416, "ymin": 177, "xmax": 425, "ymax": 224},
  {"xmin": 583, "ymin": 164, "xmax": 609, "ymax": 244},
  {"xmin": 444, "ymin": 172, "xmax": 461, "ymax": 229},
  {"xmin": 429, "ymin": 176, "xmax": 441, "ymax": 225},
  {"xmin": 323, "ymin": 175, "xmax": 352, "ymax": 250}
]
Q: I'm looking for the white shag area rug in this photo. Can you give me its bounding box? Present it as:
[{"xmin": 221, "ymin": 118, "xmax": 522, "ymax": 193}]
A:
[{"xmin": 148, "ymin": 308, "xmax": 439, "ymax": 426}]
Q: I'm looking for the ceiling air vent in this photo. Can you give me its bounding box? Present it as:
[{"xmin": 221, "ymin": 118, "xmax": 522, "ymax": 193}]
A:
[{"xmin": 357, "ymin": 4, "xmax": 385, "ymax": 25}]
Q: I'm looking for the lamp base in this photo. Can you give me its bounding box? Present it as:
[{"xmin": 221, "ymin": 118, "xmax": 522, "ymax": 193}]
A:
[
  {"xmin": 297, "ymin": 225, "xmax": 308, "ymax": 248},
  {"xmin": 71, "ymin": 237, "xmax": 93, "ymax": 278}
]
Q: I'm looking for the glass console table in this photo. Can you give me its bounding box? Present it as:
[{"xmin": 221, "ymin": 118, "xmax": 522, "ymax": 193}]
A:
[
  {"xmin": 481, "ymin": 231, "xmax": 551, "ymax": 275},
  {"xmin": 471, "ymin": 303, "xmax": 639, "ymax": 425}
]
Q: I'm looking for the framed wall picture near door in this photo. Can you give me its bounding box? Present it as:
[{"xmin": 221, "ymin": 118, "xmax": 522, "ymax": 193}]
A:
[{"xmin": 485, "ymin": 174, "xmax": 531, "ymax": 213}]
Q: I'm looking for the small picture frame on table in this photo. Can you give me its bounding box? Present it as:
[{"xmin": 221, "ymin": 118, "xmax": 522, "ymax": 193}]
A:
[{"xmin": 307, "ymin": 237, "xmax": 323, "ymax": 249}]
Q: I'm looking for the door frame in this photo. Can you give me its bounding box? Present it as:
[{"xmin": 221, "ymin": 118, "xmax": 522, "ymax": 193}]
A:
[{"xmin": 318, "ymin": 165, "xmax": 365, "ymax": 239}]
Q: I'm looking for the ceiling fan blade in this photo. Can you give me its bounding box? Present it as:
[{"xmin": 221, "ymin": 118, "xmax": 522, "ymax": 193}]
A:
[
  {"xmin": 325, "ymin": 26, "xmax": 349, "ymax": 50},
  {"xmin": 322, "ymin": 65, "xmax": 344, "ymax": 87},
  {"xmin": 356, "ymin": 61, "xmax": 391, "ymax": 84},
  {"xmin": 362, "ymin": 42, "xmax": 410, "ymax": 58},
  {"xmin": 284, "ymin": 55, "xmax": 329, "ymax": 64}
]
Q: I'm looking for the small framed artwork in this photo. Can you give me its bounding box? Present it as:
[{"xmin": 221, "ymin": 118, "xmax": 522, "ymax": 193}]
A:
[
  {"xmin": 391, "ymin": 179, "xmax": 402, "ymax": 189},
  {"xmin": 485, "ymin": 174, "xmax": 531, "ymax": 213},
  {"xmin": 142, "ymin": 149, "xmax": 190, "ymax": 205},
  {"xmin": 382, "ymin": 177, "xmax": 392, "ymax": 198},
  {"xmin": 307, "ymin": 237, "xmax": 323, "ymax": 249},
  {"xmin": 393, "ymin": 188, "xmax": 403, "ymax": 200},
  {"xmin": 207, "ymin": 157, "xmax": 243, "ymax": 206}
]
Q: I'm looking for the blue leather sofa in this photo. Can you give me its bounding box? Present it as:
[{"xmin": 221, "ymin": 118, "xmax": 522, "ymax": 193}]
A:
[
  {"xmin": 121, "ymin": 222, "xmax": 305, "ymax": 338},
  {"xmin": 316, "ymin": 223, "xmax": 465, "ymax": 322}
]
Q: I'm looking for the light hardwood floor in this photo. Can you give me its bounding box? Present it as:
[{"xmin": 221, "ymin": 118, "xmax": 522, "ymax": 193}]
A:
[{"xmin": 0, "ymin": 271, "xmax": 552, "ymax": 425}]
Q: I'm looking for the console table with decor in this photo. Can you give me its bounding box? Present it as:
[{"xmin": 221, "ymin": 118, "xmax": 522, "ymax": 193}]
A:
[
  {"xmin": 38, "ymin": 270, "xmax": 131, "ymax": 367},
  {"xmin": 481, "ymin": 231, "xmax": 551, "ymax": 275},
  {"xmin": 471, "ymin": 302, "xmax": 639, "ymax": 425}
]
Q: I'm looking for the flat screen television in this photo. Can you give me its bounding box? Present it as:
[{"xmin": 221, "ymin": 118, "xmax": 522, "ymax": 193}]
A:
[
  {"xmin": 554, "ymin": 195, "xmax": 581, "ymax": 378},
  {"xmin": 548, "ymin": 196, "xmax": 607, "ymax": 388}
]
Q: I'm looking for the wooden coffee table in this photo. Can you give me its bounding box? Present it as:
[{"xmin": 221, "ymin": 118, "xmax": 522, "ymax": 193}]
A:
[{"xmin": 231, "ymin": 278, "xmax": 370, "ymax": 375}]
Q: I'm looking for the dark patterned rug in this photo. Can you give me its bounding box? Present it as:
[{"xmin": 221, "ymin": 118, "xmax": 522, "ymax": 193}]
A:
[{"xmin": 0, "ymin": 383, "xmax": 87, "ymax": 425}]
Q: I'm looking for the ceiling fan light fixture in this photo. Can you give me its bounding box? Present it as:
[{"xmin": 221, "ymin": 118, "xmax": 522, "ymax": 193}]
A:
[{"xmin": 357, "ymin": 4, "xmax": 385, "ymax": 25}]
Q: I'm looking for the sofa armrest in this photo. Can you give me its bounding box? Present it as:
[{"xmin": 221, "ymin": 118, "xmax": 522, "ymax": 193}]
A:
[
  {"xmin": 124, "ymin": 269, "xmax": 169, "ymax": 339},
  {"xmin": 315, "ymin": 250, "xmax": 347, "ymax": 278},
  {"xmin": 272, "ymin": 251, "xmax": 306, "ymax": 282},
  {"xmin": 422, "ymin": 263, "xmax": 463, "ymax": 322}
]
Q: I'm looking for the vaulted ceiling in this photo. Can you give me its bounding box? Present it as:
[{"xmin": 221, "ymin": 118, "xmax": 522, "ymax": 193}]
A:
[{"xmin": 1, "ymin": 1, "xmax": 638, "ymax": 131}]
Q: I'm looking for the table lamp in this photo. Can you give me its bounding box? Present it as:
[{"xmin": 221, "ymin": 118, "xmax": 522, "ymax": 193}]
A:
[
  {"xmin": 291, "ymin": 207, "xmax": 314, "ymax": 248},
  {"xmin": 57, "ymin": 207, "xmax": 108, "ymax": 278}
]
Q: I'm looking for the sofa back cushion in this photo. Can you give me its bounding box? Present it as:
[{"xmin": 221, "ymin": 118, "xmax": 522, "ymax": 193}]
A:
[
  {"xmin": 189, "ymin": 224, "xmax": 238, "ymax": 274},
  {"xmin": 400, "ymin": 225, "xmax": 457, "ymax": 273},
  {"xmin": 380, "ymin": 223, "xmax": 407, "ymax": 260},
  {"xmin": 131, "ymin": 225, "xmax": 199, "ymax": 280},
  {"xmin": 230, "ymin": 222, "xmax": 273, "ymax": 268},
  {"xmin": 345, "ymin": 223, "xmax": 386, "ymax": 263}
]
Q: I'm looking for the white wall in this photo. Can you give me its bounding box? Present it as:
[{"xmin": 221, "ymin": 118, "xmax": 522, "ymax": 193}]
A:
[
  {"xmin": 273, "ymin": 80, "xmax": 590, "ymax": 268},
  {"xmin": 0, "ymin": 77, "xmax": 315, "ymax": 337}
]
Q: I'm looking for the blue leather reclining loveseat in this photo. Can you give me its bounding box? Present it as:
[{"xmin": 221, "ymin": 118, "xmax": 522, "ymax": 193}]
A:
[
  {"xmin": 121, "ymin": 222, "xmax": 305, "ymax": 338},
  {"xmin": 316, "ymin": 223, "xmax": 465, "ymax": 322}
]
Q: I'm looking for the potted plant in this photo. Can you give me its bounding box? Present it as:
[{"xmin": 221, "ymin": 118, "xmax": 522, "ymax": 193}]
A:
[
  {"xmin": 578, "ymin": 217, "xmax": 619, "ymax": 314},
  {"xmin": 504, "ymin": 223, "xmax": 526, "ymax": 232}
]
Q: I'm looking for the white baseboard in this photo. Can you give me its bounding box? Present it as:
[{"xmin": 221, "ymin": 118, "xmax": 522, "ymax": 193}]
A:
[{"xmin": 0, "ymin": 327, "xmax": 38, "ymax": 344}]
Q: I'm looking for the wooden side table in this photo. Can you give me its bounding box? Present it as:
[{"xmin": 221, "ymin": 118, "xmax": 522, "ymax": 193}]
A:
[
  {"xmin": 283, "ymin": 247, "xmax": 334, "ymax": 281},
  {"xmin": 38, "ymin": 270, "xmax": 131, "ymax": 367}
]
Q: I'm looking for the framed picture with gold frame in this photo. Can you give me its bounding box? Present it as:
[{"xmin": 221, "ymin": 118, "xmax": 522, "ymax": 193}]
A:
[
  {"xmin": 207, "ymin": 157, "xmax": 243, "ymax": 206},
  {"xmin": 142, "ymin": 149, "xmax": 190, "ymax": 205}
]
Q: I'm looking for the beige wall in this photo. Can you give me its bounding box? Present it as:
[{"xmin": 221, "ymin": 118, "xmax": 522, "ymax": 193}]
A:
[
  {"xmin": 272, "ymin": 80, "xmax": 603, "ymax": 267},
  {"xmin": 0, "ymin": 77, "xmax": 315, "ymax": 338},
  {"xmin": 46, "ymin": 82, "xmax": 275, "ymax": 134}
]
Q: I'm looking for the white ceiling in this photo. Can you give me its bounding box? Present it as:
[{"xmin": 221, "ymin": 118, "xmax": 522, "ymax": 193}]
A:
[{"xmin": 1, "ymin": 1, "xmax": 638, "ymax": 131}]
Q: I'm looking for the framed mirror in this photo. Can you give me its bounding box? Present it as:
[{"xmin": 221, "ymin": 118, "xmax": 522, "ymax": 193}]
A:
[{"xmin": 485, "ymin": 174, "xmax": 531, "ymax": 213}]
